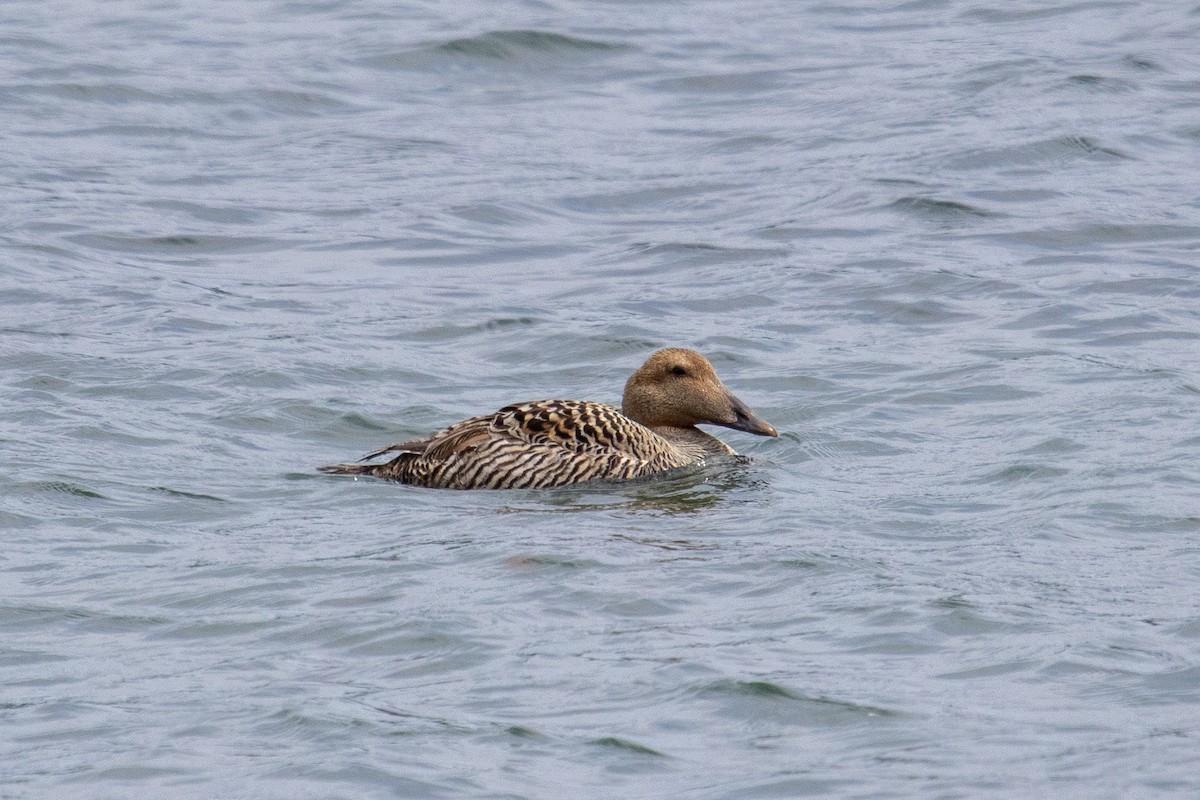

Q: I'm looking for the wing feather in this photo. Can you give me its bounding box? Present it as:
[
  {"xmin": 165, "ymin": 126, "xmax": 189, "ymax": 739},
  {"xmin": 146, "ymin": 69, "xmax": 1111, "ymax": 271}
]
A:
[{"xmin": 332, "ymin": 399, "xmax": 687, "ymax": 488}]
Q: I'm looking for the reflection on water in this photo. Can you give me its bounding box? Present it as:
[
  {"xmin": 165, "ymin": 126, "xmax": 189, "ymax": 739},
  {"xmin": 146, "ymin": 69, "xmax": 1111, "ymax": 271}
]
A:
[{"xmin": 489, "ymin": 459, "xmax": 770, "ymax": 516}]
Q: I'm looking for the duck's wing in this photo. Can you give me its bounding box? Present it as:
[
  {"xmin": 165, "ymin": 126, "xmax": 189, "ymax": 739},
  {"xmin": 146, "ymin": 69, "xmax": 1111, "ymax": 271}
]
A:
[
  {"xmin": 493, "ymin": 399, "xmax": 666, "ymax": 458},
  {"xmin": 322, "ymin": 400, "xmax": 683, "ymax": 488},
  {"xmin": 351, "ymin": 400, "xmax": 658, "ymax": 463}
]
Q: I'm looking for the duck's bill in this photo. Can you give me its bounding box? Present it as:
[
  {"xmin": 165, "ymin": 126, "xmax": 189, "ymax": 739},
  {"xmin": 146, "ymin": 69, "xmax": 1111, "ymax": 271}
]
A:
[{"xmin": 724, "ymin": 392, "xmax": 779, "ymax": 437}]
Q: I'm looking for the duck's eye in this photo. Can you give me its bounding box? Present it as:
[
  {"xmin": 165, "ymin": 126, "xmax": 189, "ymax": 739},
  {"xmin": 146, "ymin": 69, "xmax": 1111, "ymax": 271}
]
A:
[{"xmin": 671, "ymin": 365, "xmax": 688, "ymax": 377}]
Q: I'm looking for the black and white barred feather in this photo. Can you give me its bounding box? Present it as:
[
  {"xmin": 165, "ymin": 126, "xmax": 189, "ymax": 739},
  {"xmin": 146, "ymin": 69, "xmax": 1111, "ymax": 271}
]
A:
[{"xmin": 319, "ymin": 399, "xmax": 732, "ymax": 489}]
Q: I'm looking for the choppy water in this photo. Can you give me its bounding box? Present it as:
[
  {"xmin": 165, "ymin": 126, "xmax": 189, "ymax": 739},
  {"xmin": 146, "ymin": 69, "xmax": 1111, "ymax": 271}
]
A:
[{"xmin": 3, "ymin": 1, "xmax": 1200, "ymax": 797}]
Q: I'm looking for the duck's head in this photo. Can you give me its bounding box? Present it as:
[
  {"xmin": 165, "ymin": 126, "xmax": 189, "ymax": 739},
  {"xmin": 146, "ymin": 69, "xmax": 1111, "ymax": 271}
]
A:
[{"xmin": 621, "ymin": 348, "xmax": 778, "ymax": 437}]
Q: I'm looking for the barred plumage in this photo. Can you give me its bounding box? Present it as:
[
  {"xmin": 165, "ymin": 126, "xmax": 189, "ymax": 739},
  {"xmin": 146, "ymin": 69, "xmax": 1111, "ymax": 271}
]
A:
[{"xmin": 319, "ymin": 348, "xmax": 777, "ymax": 490}]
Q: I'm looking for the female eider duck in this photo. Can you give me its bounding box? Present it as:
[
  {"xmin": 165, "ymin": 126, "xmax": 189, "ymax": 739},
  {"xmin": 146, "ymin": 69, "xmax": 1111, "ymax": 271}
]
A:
[{"xmin": 319, "ymin": 348, "xmax": 777, "ymax": 490}]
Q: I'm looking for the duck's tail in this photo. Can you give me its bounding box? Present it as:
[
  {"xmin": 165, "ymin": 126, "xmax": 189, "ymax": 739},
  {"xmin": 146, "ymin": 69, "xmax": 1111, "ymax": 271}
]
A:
[
  {"xmin": 319, "ymin": 440, "xmax": 427, "ymax": 479},
  {"xmin": 317, "ymin": 462, "xmax": 378, "ymax": 476}
]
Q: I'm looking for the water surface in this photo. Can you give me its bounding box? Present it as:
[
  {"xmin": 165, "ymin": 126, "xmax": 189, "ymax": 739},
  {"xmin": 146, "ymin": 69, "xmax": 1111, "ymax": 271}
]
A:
[{"xmin": 3, "ymin": 1, "xmax": 1199, "ymax": 798}]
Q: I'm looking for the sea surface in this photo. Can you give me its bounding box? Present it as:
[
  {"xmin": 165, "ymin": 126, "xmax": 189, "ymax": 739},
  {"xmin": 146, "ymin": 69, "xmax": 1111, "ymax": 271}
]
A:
[{"xmin": 3, "ymin": 1, "xmax": 1199, "ymax": 798}]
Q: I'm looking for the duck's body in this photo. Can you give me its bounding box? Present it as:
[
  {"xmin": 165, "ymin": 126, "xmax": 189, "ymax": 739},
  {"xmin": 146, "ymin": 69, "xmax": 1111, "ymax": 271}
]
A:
[{"xmin": 319, "ymin": 348, "xmax": 777, "ymax": 490}]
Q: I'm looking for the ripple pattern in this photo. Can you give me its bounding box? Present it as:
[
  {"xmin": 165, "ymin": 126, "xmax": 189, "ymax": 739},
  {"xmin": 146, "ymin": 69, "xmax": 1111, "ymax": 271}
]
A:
[{"xmin": 2, "ymin": 0, "xmax": 1200, "ymax": 798}]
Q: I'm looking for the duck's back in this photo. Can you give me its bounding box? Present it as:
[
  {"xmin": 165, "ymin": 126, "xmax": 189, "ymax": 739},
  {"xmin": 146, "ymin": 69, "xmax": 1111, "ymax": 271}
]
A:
[{"xmin": 321, "ymin": 399, "xmax": 699, "ymax": 489}]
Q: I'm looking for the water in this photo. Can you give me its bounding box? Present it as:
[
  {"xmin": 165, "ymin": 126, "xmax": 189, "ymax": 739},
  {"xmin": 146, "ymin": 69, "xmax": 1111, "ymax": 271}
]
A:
[{"xmin": 3, "ymin": 0, "xmax": 1199, "ymax": 797}]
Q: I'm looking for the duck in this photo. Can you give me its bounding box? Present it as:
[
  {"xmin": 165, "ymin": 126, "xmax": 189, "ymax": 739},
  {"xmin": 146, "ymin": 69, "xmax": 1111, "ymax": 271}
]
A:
[{"xmin": 319, "ymin": 347, "xmax": 777, "ymax": 490}]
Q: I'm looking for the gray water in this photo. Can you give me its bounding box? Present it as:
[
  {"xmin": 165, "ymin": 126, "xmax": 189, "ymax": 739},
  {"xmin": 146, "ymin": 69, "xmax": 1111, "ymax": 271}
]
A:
[{"xmin": 3, "ymin": 1, "xmax": 1200, "ymax": 797}]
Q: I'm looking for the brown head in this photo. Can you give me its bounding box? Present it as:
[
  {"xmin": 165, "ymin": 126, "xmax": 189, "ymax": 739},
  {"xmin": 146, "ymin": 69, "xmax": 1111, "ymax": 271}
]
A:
[{"xmin": 621, "ymin": 348, "xmax": 778, "ymax": 437}]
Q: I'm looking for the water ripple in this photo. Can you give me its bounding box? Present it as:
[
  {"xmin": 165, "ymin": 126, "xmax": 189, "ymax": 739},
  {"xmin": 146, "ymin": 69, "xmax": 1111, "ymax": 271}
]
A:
[{"xmin": 3, "ymin": 0, "xmax": 1200, "ymax": 798}]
